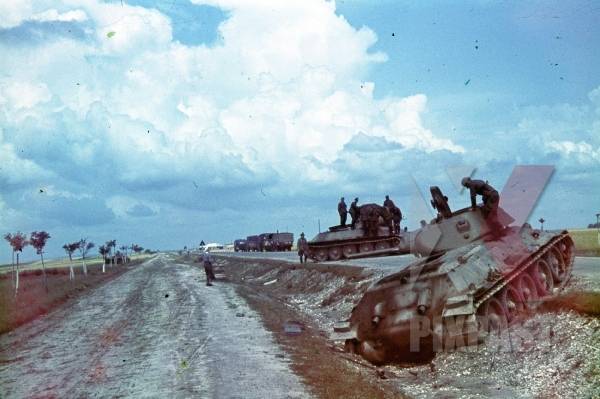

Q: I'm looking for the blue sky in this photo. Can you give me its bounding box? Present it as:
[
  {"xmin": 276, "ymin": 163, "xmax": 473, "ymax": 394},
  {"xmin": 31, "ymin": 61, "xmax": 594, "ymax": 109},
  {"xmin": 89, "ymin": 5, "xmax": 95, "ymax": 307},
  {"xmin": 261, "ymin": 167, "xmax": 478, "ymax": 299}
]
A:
[{"xmin": 0, "ymin": 0, "xmax": 599, "ymax": 262}]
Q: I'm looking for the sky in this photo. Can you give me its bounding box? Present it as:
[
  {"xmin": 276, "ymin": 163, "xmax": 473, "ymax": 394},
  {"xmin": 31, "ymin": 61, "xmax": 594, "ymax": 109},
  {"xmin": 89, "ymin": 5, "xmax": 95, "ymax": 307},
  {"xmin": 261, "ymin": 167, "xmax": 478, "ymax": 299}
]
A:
[{"xmin": 0, "ymin": 0, "xmax": 599, "ymax": 262}]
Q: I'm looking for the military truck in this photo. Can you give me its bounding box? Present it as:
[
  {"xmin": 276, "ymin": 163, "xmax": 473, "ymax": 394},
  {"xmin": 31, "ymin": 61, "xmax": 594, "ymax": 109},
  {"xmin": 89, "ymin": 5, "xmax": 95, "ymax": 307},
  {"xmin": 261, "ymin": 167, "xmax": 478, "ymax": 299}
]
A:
[
  {"xmin": 246, "ymin": 235, "xmax": 262, "ymax": 251},
  {"xmin": 259, "ymin": 232, "xmax": 294, "ymax": 251},
  {"xmin": 234, "ymin": 239, "xmax": 248, "ymax": 252}
]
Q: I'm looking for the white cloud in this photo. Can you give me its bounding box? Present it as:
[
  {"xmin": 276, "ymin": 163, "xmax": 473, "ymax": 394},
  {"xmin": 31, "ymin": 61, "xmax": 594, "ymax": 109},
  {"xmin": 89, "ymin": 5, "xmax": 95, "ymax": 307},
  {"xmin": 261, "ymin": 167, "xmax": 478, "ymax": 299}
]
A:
[
  {"xmin": 0, "ymin": 0, "xmax": 466, "ymax": 241},
  {"xmin": 0, "ymin": 81, "xmax": 52, "ymax": 110},
  {"xmin": 31, "ymin": 8, "xmax": 87, "ymax": 23},
  {"xmin": 0, "ymin": 0, "xmax": 33, "ymax": 29},
  {"xmin": 546, "ymin": 140, "xmax": 600, "ymax": 163}
]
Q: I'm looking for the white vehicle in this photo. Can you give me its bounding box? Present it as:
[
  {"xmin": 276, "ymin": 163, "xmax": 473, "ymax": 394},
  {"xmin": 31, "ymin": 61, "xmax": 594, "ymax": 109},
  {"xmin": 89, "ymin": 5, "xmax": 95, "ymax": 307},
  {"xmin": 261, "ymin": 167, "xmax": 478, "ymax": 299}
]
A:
[{"xmin": 199, "ymin": 242, "xmax": 224, "ymax": 252}]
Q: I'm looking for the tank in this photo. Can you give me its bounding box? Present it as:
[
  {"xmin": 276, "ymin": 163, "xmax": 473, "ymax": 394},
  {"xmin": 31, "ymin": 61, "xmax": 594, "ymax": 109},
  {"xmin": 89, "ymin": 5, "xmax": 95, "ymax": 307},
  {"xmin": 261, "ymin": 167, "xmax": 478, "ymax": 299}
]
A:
[
  {"xmin": 334, "ymin": 186, "xmax": 575, "ymax": 364},
  {"xmin": 308, "ymin": 203, "xmax": 414, "ymax": 261}
]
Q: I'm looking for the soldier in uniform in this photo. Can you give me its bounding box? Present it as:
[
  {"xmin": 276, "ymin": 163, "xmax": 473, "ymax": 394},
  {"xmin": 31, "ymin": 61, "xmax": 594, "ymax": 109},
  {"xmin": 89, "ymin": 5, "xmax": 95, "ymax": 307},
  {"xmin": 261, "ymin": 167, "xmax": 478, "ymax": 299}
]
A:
[
  {"xmin": 461, "ymin": 177, "xmax": 501, "ymax": 230},
  {"xmin": 338, "ymin": 197, "xmax": 348, "ymax": 226},
  {"xmin": 383, "ymin": 195, "xmax": 395, "ymax": 210},
  {"xmin": 297, "ymin": 232, "xmax": 309, "ymax": 264},
  {"xmin": 349, "ymin": 197, "xmax": 359, "ymax": 229},
  {"xmin": 391, "ymin": 205, "xmax": 403, "ymax": 234},
  {"xmin": 201, "ymin": 249, "xmax": 215, "ymax": 286}
]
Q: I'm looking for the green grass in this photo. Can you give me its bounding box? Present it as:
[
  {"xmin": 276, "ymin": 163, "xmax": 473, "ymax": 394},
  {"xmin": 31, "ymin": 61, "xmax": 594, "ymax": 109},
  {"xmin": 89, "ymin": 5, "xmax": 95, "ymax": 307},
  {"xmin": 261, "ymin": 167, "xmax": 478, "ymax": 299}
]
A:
[{"xmin": 568, "ymin": 229, "xmax": 600, "ymax": 256}]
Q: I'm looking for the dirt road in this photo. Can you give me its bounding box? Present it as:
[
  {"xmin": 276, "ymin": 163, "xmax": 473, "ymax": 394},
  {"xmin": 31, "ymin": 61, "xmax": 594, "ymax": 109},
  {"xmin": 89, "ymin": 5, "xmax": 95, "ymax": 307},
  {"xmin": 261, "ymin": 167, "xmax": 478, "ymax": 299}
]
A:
[{"xmin": 0, "ymin": 254, "xmax": 310, "ymax": 398}]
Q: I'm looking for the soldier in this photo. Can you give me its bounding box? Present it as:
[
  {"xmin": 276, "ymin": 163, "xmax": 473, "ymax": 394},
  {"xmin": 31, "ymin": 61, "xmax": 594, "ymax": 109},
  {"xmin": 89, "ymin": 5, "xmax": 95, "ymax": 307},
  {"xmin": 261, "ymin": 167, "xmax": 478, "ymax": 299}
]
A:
[
  {"xmin": 338, "ymin": 197, "xmax": 348, "ymax": 226},
  {"xmin": 383, "ymin": 195, "xmax": 395, "ymax": 211},
  {"xmin": 349, "ymin": 197, "xmax": 359, "ymax": 229},
  {"xmin": 297, "ymin": 232, "xmax": 309, "ymax": 264},
  {"xmin": 201, "ymin": 249, "xmax": 215, "ymax": 286},
  {"xmin": 391, "ymin": 205, "xmax": 403, "ymax": 235},
  {"xmin": 461, "ymin": 177, "xmax": 501, "ymax": 230}
]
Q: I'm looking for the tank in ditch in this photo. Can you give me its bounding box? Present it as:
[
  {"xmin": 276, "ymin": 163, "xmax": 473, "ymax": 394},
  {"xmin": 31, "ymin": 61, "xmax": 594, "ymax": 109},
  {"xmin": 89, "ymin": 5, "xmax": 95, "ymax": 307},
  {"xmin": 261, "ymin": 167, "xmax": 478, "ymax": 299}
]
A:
[
  {"xmin": 308, "ymin": 203, "xmax": 414, "ymax": 262},
  {"xmin": 334, "ymin": 186, "xmax": 575, "ymax": 364}
]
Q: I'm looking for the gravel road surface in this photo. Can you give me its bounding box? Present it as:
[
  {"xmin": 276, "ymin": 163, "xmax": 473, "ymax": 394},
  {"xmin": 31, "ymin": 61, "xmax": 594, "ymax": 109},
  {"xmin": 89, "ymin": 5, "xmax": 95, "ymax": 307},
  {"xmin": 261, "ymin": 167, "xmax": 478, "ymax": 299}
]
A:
[{"xmin": 0, "ymin": 254, "xmax": 310, "ymax": 399}]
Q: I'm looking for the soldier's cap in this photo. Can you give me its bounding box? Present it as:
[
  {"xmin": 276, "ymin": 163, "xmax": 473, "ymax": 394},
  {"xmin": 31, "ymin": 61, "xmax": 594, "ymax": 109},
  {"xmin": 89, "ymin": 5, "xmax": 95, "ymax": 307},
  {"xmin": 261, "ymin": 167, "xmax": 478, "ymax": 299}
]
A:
[
  {"xmin": 354, "ymin": 197, "xmax": 358, "ymax": 201},
  {"xmin": 300, "ymin": 232, "xmax": 305, "ymax": 236},
  {"xmin": 461, "ymin": 176, "xmax": 471, "ymax": 186}
]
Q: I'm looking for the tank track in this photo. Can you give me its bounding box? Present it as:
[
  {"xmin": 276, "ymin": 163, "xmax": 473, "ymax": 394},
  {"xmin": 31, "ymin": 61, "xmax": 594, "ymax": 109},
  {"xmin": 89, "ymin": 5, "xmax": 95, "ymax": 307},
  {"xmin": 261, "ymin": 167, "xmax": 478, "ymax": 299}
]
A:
[
  {"xmin": 308, "ymin": 235, "xmax": 401, "ymax": 262},
  {"xmin": 466, "ymin": 232, "xmax": 575, "ymax": 335}
]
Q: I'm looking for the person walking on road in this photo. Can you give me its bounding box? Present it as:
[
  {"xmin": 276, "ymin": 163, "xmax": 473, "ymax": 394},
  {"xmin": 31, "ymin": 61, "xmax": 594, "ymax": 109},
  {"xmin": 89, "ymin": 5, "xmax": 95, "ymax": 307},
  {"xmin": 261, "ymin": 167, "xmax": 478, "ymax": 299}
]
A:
[
  {"xmin": 201, "ymin": 249, "xmax": 216, "ymax": 286},
  {"xmin": 338, "ymin": 197, "xmax": 348, "ymax": 226},
  {"xmin": 297, "ymin": 232, "xmax": 309, "ymax": 264}
]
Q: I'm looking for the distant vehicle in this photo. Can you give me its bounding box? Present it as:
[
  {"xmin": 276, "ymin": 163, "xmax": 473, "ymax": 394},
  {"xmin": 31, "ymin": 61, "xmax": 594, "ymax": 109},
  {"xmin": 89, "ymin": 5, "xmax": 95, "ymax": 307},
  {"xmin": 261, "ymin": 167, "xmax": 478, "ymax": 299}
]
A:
[
  {"xmin": 246, "ymin": 235, "xmax": 261, "ymax": 252},
  {"xmin": 259, "ymin": 232, "xmax": 294, "ymax": 251},
  {"xmin": 199, "ymin": 242, "xmax": 224, "ymax": 252},
  {"xmin": 234, "ymin": 239, "xmax": 247, "ymax": 252}
]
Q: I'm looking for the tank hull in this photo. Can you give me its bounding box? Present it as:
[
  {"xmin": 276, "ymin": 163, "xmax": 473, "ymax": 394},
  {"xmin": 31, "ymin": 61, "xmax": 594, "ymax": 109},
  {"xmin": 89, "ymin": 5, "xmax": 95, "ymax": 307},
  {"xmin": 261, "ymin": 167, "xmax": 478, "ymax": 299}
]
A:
[
  {"xmin": 307, "ymin": 225, "xmax": 414, "ymax": 262},
  {"xmin": 335, "ymin": 191, "xmax": 575, "ymax": 364}
]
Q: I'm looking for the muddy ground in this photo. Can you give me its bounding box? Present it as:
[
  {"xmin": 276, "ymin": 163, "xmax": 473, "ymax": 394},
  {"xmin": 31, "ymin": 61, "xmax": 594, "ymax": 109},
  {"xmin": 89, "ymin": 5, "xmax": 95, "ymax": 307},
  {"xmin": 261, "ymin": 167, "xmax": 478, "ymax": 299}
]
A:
[{"xmin": 216, "ymin": 256, "xmax": 600, "ymax": 399}]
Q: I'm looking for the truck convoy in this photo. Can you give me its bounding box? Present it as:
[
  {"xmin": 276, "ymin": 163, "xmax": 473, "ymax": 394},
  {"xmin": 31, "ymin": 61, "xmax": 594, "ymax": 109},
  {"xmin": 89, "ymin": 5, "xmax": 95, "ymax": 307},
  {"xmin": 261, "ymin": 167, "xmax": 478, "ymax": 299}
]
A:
[{"xmin": 234, "ymin": 232, "xmax": 294, "ymax": 252}]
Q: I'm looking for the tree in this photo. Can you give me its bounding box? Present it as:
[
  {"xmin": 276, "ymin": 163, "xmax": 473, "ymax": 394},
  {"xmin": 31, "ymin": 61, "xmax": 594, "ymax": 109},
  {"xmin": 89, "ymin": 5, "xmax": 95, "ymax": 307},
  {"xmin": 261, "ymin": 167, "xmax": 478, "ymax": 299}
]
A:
[
  {"xmin": 63, "ymin": 242, "xmax": 79, "ymax": 280},
  {"xmin": 30, "ymin": 231, "xmax": 51, "ymax": 293},
  {"xmin": 4, "ymin": 232, "xmax": 29, "ymax": 296},
  {"xmin": 132, "ymin": 244, "xmax": 143, "ymax": 254},
  {"xmin": 106, "ymin": 240, "xmax": 116, "ymax": 267},
  {"xmin": 120, "ymin": 245, "xmax": 128, "ymax": 263},
  {"xmin": 78, "ymin": 238, "xmax": 95, "ymax": 275},
  {"xmin": 98, "ymin": 245, "xmax": 109, "ymax": 273}
]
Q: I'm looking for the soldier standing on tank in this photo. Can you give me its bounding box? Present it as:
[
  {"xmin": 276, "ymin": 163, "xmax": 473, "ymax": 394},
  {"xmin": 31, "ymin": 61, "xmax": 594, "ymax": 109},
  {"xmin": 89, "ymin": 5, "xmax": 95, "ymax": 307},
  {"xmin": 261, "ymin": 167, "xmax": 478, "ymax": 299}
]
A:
[
  {"xmin": 201, "ymin": 249, "xmax": 215, "ymax": 286},
  {"xmin": 461, "ymin": 177, "xmax": 501, "ymax": 230},
  {"xmin": 297, "ymin": 232, "xmax": 309, "ymax": 264},
  {"xmin": 383, "ymin": 195, "xmax": 395, "ymax": 210},
  {"xmin": 392, "ymin": 205, "xmax": 403, "ymax": 235},
  {"xmin": 349, "ymin": 197, "xmax": 359, "ymax": 229},
  {"xmin": 338, "ymin": 197, "xmax": 348, "ymax": 226}
]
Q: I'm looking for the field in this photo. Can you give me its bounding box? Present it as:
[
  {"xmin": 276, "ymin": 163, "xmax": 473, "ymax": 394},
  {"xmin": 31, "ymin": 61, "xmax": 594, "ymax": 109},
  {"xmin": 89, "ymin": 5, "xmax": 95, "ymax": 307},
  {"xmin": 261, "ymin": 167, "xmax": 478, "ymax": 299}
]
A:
[
  {"xmin": 569, "ymin": 228, "xmax": 600, "ymax": 256},
  {"xmin": 0, "ymin": 256, "xmax": 150, "ymax": 335},
  {"xmin": 0, "ymin": 254, "xmax": 151, "ymax": 274}
]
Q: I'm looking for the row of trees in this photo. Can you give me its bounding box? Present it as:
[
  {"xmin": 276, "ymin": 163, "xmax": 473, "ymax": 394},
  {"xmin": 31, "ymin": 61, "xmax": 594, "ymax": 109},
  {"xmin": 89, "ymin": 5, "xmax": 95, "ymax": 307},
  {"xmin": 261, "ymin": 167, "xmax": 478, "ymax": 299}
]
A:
[{"xmin": 3, "ymin": 231, "xmax": 145, "ymax": 296}]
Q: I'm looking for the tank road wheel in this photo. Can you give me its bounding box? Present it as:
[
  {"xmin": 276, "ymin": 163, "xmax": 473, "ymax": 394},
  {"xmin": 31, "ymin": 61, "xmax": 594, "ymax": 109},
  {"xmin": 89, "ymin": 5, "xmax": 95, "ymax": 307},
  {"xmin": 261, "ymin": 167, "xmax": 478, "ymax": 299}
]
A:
[
  {"xmin": 358, "ymin": 340, "xmax": 387, "ymax": 365},
  {"xmin": 501, "ymin": 285, "xmax": 524, "ymax": 322},
  {"xmin": 314, "ymin": 248, "xmax": 328, "ymax": 262},
  {"xmin": 342, "ymin": 245, "xmax": 357, "ymax": 258},
  {"xmin": 547, "ymin": 247, "xmax": 567, "ymax": 284},
  {"xmin": 375, "ymin": 241, "xmax": 391, "ymax": 251},
  {"xmin": 532, "ymin": 259, "xmax": 554, "ymax": 296},
  {"xmin": 558, "ymin": 240, "xmax": 573, "ymax": 265},
  {"xmin": 477, "ymin": 297, "xmax": 507, "ymax": 333},
  {"xmin": 328, "ymin": 246, "xmax": 342, "ymax": 261},
  {"xmin": 359, "ymin": 242, "xmax": 374, "ymax": 254},
  {"xmin": 514, "ymin": 273, "xmax": 538, "ymax": 310}
]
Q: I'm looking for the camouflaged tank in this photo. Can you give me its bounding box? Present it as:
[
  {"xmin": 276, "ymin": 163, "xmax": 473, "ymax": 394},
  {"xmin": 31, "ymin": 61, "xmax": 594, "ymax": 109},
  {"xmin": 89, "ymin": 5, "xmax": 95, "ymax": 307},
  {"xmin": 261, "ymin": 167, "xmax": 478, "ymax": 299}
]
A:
[
  {"xmin": 334, "ymin": 186, "xmax": 575, "ymax": 364},
  {"xmin": 308, "ymin": 203, "xmax": 413, "ymax": 261}
]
